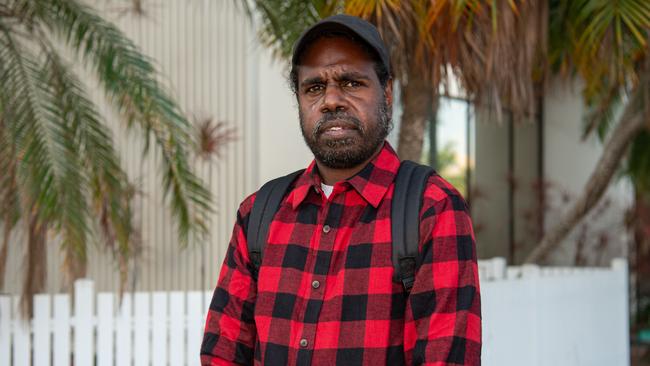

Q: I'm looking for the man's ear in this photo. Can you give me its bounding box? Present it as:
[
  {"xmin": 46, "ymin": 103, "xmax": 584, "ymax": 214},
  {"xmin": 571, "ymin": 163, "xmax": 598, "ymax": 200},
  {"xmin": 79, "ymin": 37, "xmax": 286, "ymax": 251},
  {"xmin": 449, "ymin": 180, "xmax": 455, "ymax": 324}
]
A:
[{"xmin": 384, "ymin": 78, "xmax": 393, "ymax": 106}]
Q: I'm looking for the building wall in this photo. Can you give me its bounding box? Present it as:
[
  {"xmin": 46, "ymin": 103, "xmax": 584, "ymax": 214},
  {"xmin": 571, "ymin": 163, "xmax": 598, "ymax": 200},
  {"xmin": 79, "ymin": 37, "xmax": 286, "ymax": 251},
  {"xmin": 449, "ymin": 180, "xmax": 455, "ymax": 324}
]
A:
[
  {"xmin": 543, "ymin": 79, "xmax": 633, "ymax": 265},
  {"xmin": 472, "ymin": 115, "xmax": 512, "ymax": 259},
  {"xmin": 256, "ymin": 49, "xmax": 312, "ymax": 183},
  {"xmin": 471, "ymin": 78, "xmax": 633, "ymax": 265},
  {"xmin": 472, "ymin": 113, "xmax": 539, "ymax": 263}
]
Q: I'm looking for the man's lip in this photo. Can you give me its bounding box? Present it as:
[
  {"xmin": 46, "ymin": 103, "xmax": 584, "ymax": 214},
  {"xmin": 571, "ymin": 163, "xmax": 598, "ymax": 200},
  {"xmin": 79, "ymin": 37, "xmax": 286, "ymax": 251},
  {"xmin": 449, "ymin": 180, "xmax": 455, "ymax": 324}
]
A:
[
  {"xmin": 320, "ymin": 128, "xmax": 358, "ymax": 138},
  {"xmin": 318, "ymin": 120, "xmax": 359, "ymax": 134},
  {"xmin": 325, "ymin": 126, "xmax": 354, "ymax": 131}
]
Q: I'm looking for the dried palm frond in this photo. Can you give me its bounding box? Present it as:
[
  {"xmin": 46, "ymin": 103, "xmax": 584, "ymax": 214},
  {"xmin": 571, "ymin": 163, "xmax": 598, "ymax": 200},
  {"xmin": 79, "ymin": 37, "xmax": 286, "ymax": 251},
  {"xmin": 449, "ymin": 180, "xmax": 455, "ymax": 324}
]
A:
[
  {"xmin": 452, "ymin": 0, "xmax": 548, "ymax": 123},
  {"xmin": 195, "ymin": 117, "xmax": 237, "ymax": 161}
]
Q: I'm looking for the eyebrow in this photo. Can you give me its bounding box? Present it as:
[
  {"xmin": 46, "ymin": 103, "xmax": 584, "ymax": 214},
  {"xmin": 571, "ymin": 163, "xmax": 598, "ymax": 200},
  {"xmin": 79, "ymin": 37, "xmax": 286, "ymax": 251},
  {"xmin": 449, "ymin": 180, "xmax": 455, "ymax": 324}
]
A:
[
  {"xmin": 299, "ymin": 72, "xmax": 372, "ymax": 88},
  {"xmin": 300, "ymin": 76, "xmax": 325, "ymax": 88}
]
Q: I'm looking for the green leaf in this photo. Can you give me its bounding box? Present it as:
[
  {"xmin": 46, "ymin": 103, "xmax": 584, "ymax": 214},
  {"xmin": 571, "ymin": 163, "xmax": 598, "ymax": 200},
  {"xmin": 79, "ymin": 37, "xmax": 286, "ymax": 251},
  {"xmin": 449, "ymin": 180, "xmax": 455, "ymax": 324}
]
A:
[{"xmin": 31, "ymin": 0, "xmax": 212, "ymax": 244}]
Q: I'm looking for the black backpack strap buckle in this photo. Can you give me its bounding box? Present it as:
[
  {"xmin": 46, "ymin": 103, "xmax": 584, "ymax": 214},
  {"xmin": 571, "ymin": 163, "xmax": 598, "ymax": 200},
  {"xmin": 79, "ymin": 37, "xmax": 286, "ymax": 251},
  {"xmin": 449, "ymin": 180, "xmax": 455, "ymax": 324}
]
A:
[
  {"xmin": 399, "ymin": 257, "xmax": 417, "ymax": 291},
  {"xmin": 392, "ymin": 160, "xmax": 435, "ymax": 294},
  {"xmin": 249, "ymin": 250, "xmax": 262, "ymax": 279}
]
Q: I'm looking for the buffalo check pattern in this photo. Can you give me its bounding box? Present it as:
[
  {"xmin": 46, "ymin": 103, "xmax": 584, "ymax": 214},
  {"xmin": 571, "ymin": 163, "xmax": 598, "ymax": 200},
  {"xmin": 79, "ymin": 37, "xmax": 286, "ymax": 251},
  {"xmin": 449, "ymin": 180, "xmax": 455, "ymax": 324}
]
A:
[{"xmin": 201, "ymin": 142, "xmax": 481, "ymax": 365}]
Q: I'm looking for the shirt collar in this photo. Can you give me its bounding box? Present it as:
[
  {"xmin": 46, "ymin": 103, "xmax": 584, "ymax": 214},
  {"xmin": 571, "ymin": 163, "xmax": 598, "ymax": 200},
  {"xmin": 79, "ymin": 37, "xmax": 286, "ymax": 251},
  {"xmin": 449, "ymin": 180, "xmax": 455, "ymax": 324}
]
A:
[{"xmin": 288, "ymin": 141, "xmax": 401, "ymax": 209}]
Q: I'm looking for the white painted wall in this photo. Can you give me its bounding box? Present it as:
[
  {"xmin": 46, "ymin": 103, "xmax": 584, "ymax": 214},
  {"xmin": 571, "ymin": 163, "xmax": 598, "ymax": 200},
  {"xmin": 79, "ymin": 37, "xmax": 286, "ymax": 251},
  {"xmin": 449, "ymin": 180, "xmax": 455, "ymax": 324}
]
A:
[
  {"xmin": 255, "ymin": 48, "xmax": 312, "ymax": 184},
  {"xmin": 481, "ymin": 258, "xmax": 629, "ymax": 366},
  {"xmin": 543, "ymin": 79, "xmax": 633, "ymax": 264}
]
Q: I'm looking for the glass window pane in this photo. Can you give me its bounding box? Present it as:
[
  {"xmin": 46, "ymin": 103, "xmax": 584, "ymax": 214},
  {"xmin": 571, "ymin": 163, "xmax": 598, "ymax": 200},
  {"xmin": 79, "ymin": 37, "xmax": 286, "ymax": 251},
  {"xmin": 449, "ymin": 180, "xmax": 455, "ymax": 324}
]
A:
[{"xmin": 422, "ymin": 97, "xmax": 473, "ymax": 198}]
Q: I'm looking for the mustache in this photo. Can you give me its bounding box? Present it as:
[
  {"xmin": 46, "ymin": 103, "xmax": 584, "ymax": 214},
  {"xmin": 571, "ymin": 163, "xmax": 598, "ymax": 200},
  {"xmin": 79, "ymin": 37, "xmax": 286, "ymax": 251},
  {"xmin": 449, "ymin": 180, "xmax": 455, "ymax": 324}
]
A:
[{"xmin": 313, "ymin": 111, "xmax": 363, "ymax": 138}]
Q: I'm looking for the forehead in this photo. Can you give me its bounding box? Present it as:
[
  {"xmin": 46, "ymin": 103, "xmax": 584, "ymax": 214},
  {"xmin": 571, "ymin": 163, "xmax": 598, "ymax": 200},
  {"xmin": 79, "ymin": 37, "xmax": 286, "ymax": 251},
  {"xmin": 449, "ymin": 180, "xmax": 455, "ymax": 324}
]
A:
[{"xmin": 297, "ymin": 36, "xmax": 377, "ymax": 77}]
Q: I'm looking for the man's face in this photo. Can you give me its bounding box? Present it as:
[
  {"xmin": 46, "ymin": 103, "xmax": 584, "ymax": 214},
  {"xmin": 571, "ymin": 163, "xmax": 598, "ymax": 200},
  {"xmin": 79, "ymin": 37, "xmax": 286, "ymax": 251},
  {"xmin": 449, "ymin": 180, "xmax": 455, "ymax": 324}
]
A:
[{"xmin": 296, "ymin": 36, "xmax": 393, "ymax": 169}]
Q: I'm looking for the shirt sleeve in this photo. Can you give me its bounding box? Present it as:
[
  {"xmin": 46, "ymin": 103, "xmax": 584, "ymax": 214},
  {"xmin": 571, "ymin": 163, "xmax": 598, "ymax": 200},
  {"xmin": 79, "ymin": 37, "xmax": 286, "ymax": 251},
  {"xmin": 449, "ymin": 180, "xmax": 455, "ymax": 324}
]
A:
[
  {"xmin": 404, "ymin": 181, "xmax": 482, "ymax": 365},
  {"xmin": 201, "ymin": 196, "xmax": 258, "ymax": 366}
]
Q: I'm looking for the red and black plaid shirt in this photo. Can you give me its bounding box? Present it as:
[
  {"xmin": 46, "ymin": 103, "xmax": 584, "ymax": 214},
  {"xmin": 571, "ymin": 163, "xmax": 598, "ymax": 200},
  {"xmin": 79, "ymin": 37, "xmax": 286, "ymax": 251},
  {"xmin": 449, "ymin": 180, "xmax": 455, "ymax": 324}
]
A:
[{"xmin": 201, "ymin": 142, "xmax": 481, "ymax": 365}]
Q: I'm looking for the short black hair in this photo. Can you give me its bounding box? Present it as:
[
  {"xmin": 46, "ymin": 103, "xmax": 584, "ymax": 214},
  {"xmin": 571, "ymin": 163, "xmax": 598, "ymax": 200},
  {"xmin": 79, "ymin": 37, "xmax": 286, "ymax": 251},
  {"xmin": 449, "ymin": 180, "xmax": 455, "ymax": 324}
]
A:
[{"xmin": 289, "ymin": 30, "xmax": 391, "ymax": 95}]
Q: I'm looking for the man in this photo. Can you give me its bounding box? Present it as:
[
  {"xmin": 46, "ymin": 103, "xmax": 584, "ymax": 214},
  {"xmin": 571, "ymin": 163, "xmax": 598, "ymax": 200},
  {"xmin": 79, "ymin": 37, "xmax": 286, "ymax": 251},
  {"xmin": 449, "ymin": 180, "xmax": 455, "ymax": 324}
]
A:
[{"xmin": 201, "ymin": 14, "xmax": 481, "ymax": 365}]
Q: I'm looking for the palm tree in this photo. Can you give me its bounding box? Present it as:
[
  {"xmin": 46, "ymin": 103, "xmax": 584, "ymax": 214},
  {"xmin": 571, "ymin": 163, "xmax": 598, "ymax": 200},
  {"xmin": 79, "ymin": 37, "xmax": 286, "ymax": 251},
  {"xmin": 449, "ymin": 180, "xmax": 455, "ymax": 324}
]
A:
[
  {"xmin": 243, "ymin": 0, "xmax": 546, "ymax": 161},
  {"xmin": 534, "ymin": 0, "xmax": 650, "ymax": 328},
  {"xmin": 524, "ymin": 0, "xmax": 650, "ymax": 262},
  {"xmin": 245, "ymin": 0, "xmax": 649, "ymax": 263},
  {"xmin": 0, "ymin": 0, "xmax": 212, "ymax": 314}
]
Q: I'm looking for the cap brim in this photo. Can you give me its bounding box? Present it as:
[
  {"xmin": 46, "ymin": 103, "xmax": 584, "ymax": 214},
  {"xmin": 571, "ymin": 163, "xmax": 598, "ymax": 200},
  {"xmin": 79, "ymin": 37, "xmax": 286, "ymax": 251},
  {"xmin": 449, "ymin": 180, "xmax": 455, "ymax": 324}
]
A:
[{"xmin": 292, "ymin": 21, "xmax": 361, "ymax": 66}]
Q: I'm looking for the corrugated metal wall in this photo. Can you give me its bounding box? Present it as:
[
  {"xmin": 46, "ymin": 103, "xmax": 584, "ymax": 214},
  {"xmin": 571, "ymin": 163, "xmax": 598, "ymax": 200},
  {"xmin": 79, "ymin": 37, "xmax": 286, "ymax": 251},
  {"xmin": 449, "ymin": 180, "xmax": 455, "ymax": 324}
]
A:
[{"xmin": 4, "ymin": 0, "xmax": 258, "ymax": 294}]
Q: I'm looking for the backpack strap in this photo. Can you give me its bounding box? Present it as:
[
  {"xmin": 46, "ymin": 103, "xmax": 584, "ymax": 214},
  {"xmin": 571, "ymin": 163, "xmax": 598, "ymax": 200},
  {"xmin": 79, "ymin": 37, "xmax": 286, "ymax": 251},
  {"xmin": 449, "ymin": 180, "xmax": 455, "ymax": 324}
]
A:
[
  {"xmin": 392, "ymin": 160, "xmax": 435, "ymax": 293},
  {"xmin": 247, "ymin": 169, "xmax": 305, "ymax": 277}
]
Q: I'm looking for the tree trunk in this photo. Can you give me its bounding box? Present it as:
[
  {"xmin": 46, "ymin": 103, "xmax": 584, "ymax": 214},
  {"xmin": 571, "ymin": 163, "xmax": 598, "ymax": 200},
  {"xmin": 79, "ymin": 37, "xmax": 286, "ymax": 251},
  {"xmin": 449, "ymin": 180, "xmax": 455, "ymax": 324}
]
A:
[
  {"xmin": 0, "ymin": 217, "xmax": 10, "ymax": 291},
  {"xmin": 633, "ymin": 189, "xmax": 650, "ymax": 326},
  {"xmin": 524, "ymin": 103, "xmax": 647, "ymax": 263},
  {"xmin": 0, "ymin": 122, "xmax": 16, "ymax": 292},
  {"xmin": 64, "ymin": 247, "xmax": 88, "ymax": 288},
  {"xmin": 397, "ymin": 73, "xmax": 436, "ymax": 162},
  {"xmin": 21, "ymin": 213, "xmax": 47, "ymax": 317}
]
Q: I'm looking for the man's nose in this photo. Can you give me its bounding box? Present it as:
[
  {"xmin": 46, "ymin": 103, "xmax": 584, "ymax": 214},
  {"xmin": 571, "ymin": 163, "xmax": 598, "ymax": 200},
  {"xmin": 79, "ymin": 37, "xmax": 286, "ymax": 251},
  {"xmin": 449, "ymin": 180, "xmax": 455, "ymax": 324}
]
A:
[{"xmin": 320, "ymin": 84, "xmax": 347, "ymax": 113}]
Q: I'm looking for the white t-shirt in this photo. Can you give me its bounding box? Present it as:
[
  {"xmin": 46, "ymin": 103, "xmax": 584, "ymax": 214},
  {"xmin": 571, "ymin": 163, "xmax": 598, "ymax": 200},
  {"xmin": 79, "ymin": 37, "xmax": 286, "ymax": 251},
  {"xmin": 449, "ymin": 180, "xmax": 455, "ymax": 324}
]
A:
[{"xmin": 321, "ymin": 183, "xmax": 334, "ymax": 198}]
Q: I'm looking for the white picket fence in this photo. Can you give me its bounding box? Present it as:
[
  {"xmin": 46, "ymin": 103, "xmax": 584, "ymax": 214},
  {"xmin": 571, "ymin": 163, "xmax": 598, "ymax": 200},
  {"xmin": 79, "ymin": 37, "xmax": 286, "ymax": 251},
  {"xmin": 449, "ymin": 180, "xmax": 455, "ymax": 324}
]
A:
[
  {"xmin": 0, "ymin": 282, "xmax": 211, "ymax": 366},
  {"xmin": 0, "ymin": 258, "xmax": 630, "ymax": 366}
]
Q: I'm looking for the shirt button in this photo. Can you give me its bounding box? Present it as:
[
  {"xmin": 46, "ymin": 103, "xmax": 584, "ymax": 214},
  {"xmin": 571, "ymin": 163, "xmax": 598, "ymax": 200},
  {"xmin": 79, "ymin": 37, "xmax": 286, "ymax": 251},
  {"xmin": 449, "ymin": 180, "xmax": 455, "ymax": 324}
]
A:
[
  {"xmin": 312, "ymin": 280, "xmax": 320, "ymax": 289},
  {"xmin": 299, "ymin": 338, "xmax": 308, "ymax": 347},
  {"xmin": 322, "ymin": 225, "xmax": 331, "ymax": 233}
]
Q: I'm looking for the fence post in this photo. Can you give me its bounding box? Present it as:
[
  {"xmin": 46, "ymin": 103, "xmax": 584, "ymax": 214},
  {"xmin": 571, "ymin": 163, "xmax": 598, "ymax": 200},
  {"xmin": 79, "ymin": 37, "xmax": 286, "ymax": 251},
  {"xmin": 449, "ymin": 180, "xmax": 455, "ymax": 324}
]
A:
[
  {"xmin": 521, "ymin": 264, "xmax": 540, "ymax": 366},
  {"xmin": 134, "ymin": 292, "xmax": 151, "ymax": 366},
  {"xmin": 612, "ymin": 258, "xmax": 631, "ymax": 364},
  {"xmin": 492, "ymin": 257, "xmax": 507, "ymax": 280},
  {"xmin": 116, "ymin": 293, "xmax": 133, "ymax": 365},
  {"xmin": 97, "ymin": 293, "xmax": 115, "ymax": 366},
  {"xmin": 53, "ymin": 294, "xmax": 71, "ymax": 366},
  {"xmin": 611, "ymin": 258, "xmax": 628, "ymax": 273},
  {"xmin": 74, "ymin": 279, "xmax": 94, "ymax": 366},
  {"xmin": 152, "ymin": 292, "xmax": 169, "ymax": 366},
  {"xmin": 187, "ymin": 291, "xmax": 204, "ymax": 365},
  {"xmin": 12, "ymin": 298, "xmax": 30, "ymax": 365},
  {"xmin": 33, "ymin": 294, "xmax": 52, "ymax": 365},
  {"xmin": 169, "ymin": 292, "xmax": 185, "ymax": 365},
  {"xmin": 0, "ymin": 295, "xmax": 10, "ymax": 366}
]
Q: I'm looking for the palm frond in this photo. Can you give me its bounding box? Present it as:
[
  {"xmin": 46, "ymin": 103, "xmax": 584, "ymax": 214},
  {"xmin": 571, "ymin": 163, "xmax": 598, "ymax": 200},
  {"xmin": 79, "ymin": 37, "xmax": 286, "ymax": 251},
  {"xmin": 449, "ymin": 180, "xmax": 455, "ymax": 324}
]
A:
[
  {"xmin": 246, "ymin": 0, "xmax": 322, "ymax": 59},
  {"xmin": 0, "ymin": 24, "xmax": 71, "ymax": 224},
  {"xmin": 0, "ymin": 114, "xmax": 21, "ymax": 288},
  {"xmin": 553, "ymin": 0, "xmax": 650, "ymax": 127},
  {"xmin": 0, "ymin": 21, "xmax": 94, "ymax": 306},
  {"xmin": 30, "ymin": 0, "xmax": 211, "ymax": 243},
  {"xmin": 0, "ymin": 115, "xmax": 21, "ymax": 229},
  {"xmin": 37, "ymin": 42, "xmax": 135, "ymax": 270},
  {"xmin": 37, "ymin": 55, "xmax": 92, "ymax": 263},
  {"xmin": 451, "ymin": 0, "xmax": 547, "ymax": 121}
]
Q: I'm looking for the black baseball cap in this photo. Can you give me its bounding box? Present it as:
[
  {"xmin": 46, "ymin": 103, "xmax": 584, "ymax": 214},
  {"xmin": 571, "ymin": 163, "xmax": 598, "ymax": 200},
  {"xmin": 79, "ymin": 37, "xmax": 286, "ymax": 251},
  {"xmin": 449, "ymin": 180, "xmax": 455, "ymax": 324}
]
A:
[{"xmin": 291, "ymin": 14, "xmax": 391, "ymax": 75}]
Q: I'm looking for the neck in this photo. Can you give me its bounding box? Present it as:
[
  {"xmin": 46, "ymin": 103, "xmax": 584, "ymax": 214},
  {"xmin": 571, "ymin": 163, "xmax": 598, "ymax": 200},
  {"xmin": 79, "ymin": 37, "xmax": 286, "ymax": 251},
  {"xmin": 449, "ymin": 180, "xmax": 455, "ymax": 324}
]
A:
[{"xmin": 316, "ymin": 144, "xmax": 384, "ymax": 185}]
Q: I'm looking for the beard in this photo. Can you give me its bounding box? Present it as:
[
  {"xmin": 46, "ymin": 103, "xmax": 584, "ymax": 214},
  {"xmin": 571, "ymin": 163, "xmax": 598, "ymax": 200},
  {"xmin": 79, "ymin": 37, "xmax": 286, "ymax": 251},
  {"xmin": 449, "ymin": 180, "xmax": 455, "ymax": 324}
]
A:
[{"xmin": 300, "ymin": 98, "xmax": 393, "ymax": 169}]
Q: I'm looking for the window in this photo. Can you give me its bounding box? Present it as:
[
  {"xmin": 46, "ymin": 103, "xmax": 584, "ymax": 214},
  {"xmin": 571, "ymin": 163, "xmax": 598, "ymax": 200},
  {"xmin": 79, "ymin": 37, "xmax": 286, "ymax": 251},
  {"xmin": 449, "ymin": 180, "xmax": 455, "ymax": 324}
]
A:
[{"xmin": 421, "ymin": 96, "xmax": 474, "ymax": 201}]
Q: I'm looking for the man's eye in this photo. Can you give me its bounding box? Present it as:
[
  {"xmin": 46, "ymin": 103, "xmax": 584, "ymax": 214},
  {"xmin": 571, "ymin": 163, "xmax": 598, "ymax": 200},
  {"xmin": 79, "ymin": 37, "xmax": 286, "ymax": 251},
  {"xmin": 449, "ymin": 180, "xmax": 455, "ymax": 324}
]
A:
[
  {"xmin": 306, "ymin": 85, "xmax": 324, "ymax": 94},
  {"xmin": 342, "ymin": 80, "xmax": 361, "ymax": 88}
]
